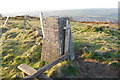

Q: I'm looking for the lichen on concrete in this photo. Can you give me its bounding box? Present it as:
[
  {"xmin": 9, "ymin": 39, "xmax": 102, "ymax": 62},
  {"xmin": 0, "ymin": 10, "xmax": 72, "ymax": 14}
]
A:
[{"xmin": 41, "ymin": 17, "xmax": 69, "ymax": 62}]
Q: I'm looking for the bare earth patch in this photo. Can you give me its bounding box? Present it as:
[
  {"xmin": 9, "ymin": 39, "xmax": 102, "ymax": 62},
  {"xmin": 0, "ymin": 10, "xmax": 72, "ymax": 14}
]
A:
[{"xmin": 76, "ymin": 57, "xmax": 118, "ymax": 78}]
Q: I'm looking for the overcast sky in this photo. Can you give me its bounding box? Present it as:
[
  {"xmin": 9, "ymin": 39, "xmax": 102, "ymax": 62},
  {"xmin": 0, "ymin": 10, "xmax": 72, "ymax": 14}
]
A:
[{"xmin": 0, "ymin": 0, "xmax": 119, "ymax": 13}]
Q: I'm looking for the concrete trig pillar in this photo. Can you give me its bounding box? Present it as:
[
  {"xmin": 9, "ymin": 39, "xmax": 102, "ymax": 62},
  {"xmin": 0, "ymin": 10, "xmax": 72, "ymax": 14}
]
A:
[{"xmin": 41, "ymin": 17, "xmax": 75, "ymax": 63}]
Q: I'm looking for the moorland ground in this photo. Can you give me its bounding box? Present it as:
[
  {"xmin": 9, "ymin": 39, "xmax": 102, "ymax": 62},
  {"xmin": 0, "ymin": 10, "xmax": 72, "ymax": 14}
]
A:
[{"xmin": 0, "ymin": 18, "xmax": 119, "ymax": 79}]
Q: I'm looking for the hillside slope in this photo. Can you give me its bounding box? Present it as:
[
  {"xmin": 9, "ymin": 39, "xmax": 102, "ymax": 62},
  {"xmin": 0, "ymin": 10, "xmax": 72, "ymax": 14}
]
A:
[
  {"xmin": 0, "ymin": 25, "xmax": 47, "ymax": 78},
  {"xmin": 0, "ymin": 20, "xmax": 119, "ymax": 79}
]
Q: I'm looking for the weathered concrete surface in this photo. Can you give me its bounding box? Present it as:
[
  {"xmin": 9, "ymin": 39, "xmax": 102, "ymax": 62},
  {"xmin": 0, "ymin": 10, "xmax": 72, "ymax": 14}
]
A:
[{"xmin": 41, "ymin": 17, "xmax": 69, "ymax": 62}]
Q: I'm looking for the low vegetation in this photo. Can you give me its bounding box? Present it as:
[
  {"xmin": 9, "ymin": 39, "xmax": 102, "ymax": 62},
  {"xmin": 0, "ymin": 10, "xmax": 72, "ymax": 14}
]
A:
[
  {"xmin": 0, "ymin": 18, "xmax": 119, "ymax": 79},
  {"xmin": 71, "ymin": 22, "xmax": 119, "ymax": 65}
]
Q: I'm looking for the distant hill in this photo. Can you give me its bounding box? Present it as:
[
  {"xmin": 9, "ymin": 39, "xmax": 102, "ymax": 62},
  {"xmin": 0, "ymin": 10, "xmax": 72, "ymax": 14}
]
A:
[
  {"xmin": 43, "ymin": 8, "xmax": 118, "ymax": 19},
  {"xmin": 28, "ymin": 8, "xmax": 118, "ymax": 19},
  {"xmin": 2, "ymin": 8, "xmax": 118, "ymax": 21}
]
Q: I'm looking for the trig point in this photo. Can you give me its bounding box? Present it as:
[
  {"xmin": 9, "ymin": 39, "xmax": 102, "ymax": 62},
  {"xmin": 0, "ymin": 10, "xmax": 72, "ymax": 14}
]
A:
[{"xmin": 41, "ymin": 17, "xmax": 74, "ymax": 63}]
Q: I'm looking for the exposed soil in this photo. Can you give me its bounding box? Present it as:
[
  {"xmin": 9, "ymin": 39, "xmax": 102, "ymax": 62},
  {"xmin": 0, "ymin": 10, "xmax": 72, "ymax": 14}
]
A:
[
  {"xmin": 50, "ymin": 52, "xmax": 119, "ymax": 79},
  {"xmin": 74, "ymin": 54, "xmax": 119, "ymax": 78}
]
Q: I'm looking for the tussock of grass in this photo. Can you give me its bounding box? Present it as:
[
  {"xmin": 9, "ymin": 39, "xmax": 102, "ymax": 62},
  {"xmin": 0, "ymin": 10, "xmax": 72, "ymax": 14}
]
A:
[{"xmin": 46, "ymin": 61, "xmax": 79, "ymax": 78}]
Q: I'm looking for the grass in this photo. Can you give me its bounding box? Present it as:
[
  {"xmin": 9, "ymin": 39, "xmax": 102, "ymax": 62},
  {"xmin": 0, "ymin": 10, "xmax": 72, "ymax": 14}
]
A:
[
  {"xmin": 0, "ymin": 20, "xmax": 45, "ymax": 78},
  {"xmin": 0, "ymin": 19, "xmax": 119, "ymax": 78},
  {"xmin": 71, "ymin": 22, "xmax": 119, "ymax": 63},
  {"xmin": 7, "ymin": 19, "xmax": 41, "ymax": 30},
  {"xmin": 46, "ymin": 61, "xmax": 79, "ymax": 78}
]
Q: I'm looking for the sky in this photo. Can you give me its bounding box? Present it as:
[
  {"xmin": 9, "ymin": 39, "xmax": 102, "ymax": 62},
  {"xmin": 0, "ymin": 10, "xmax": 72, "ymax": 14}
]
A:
[{"xmin": 0, "ymin": 0, "xmax": 119, "ymax": 13}]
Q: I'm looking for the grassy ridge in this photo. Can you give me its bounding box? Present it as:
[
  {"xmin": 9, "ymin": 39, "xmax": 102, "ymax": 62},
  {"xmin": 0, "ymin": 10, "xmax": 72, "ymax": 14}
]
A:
[{"xmin": 0, "ymin": 19, "xmax": 119, "ymax": 78}]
